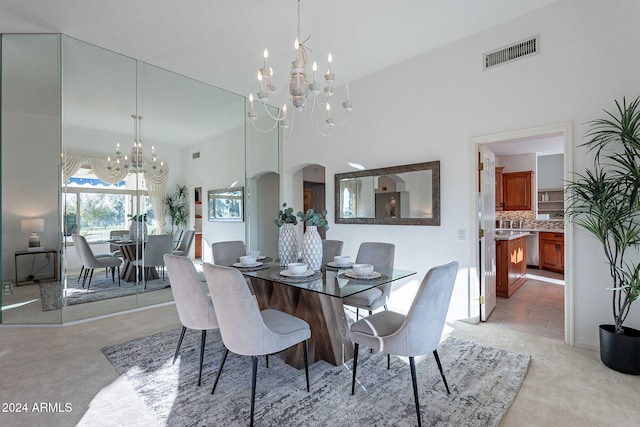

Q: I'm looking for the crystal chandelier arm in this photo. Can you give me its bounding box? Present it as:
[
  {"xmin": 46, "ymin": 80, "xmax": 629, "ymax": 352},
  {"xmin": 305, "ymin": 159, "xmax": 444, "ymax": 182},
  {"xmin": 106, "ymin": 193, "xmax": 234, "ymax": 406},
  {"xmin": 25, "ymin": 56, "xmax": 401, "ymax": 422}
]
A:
[{"xmin": 249, "ymin": 117, "xmax": 280, "ymax": 133}]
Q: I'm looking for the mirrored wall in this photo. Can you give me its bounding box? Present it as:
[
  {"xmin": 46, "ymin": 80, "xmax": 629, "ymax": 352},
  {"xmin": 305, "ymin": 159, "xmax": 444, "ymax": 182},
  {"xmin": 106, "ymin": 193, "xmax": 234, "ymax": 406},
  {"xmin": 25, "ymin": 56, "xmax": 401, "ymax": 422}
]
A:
[{"xmin": 1, "ymin": 34, "xmax": 280, "ymax": 324}]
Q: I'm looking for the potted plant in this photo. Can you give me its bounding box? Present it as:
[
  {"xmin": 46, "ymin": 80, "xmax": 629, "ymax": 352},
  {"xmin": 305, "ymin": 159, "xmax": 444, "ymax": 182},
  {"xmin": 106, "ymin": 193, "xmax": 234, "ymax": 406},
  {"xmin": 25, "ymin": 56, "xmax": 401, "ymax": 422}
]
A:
[
  {"xmin": 297, "ymin": 209, "xmax": 329, "ymax": 270},
  {"xmin": 274, "ymin": 203, "xmax": 298, "ymax": 267},
  {"xmin": 566, "ymin": 96, "xmax": 640, "ymax": 374},
  {"xmin": 164, "ymin": 185, "xmax": 189, "ymax": 233}
]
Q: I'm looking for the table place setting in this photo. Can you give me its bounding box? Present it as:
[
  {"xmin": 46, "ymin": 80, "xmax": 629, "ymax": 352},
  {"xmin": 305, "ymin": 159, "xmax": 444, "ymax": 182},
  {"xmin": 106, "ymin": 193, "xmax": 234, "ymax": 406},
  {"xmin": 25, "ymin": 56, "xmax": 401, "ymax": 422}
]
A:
[
  {"xmin": 338, "ymin": 263, "xmax": 386, "ymax": 281},
  {"xmin": 325, "ymin": 255, "xmax": 354, "ymax": 270},
  {"xmin": 231, "ymin": 254, "xmax": 270, "ymax": 271},
  {"xmin": 271, "ymin": 262, "xmax": 322, "ymax": 283}
]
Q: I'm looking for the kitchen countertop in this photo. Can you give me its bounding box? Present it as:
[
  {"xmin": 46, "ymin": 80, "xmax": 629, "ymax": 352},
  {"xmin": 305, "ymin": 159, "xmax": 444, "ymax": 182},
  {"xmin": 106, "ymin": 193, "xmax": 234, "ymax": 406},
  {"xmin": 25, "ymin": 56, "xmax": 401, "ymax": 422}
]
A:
[
  {"xmin": 495, "ymin": 231, "xmax": 531, "ymax": 240},
  {"xmin": 496, "ymin": 228, "xmax": 565, "ymax": 233}
]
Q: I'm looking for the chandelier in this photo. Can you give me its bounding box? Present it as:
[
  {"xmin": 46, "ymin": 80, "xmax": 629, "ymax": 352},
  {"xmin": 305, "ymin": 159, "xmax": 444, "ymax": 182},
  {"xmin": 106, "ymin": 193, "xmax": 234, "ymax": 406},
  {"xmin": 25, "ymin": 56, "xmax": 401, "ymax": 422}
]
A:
[
  {"xmin": 247, "ymin": 0, "xmax": 352, "ymax": 136},
  {"xmin": 107, "ymin": 115, "xmax": 164, "ymax": 174}
]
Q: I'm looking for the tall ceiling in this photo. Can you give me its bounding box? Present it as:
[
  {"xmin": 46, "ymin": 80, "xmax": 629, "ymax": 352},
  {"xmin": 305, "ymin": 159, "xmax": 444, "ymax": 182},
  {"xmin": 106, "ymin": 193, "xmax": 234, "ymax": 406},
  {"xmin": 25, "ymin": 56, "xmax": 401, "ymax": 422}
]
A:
[{"xmin": 0, "ymin": 0, "xmax": 557, "ymax": 97}]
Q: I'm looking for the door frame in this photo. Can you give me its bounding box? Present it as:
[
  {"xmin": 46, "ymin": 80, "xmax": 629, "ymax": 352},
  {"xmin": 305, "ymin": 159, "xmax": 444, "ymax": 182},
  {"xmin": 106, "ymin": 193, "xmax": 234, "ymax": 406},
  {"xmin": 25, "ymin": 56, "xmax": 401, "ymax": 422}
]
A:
[{"xmin": 468, "ymin": 121, "xmax": 574, "ymax": 346}]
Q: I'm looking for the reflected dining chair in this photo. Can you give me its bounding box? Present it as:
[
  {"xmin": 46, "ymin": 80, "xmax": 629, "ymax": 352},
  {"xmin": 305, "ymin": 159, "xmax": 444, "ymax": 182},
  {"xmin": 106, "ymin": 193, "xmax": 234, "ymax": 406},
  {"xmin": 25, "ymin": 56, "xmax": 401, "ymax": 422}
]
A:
[
  {"xmin": 203, "ymin": 263, "xmax": 311, "ymax": 427},
  {"xmin": 109, "ymin": 229, "xmax": 129, "ymax": 257},
  {"xmin": 350, "ymin": 261, "xmax": 459, "ymax": 427},
  {"xmin": 132, "ymin": 234, "xmax": 174, "ymax": 289},
  {"xmin": 211, "ymin": 240, "xmax": 246, "ymax": 266},
  {"xmin": 73, "ymin": 234, "xmax": 122, "ymax": 290},
  {"xmin": 164, "ymin": 254, "xmax": 219, "ymax": 386},
  {"xmin": 342, "ymin": 242, "xmax": 395, "ymax": 319},
  {"xmin": 172, "ymin": 229, "xmax": 195, "ymax": 257},
  {"xmin": 321, "ymin": 239, "xmax": 344, "ymax": 267},
  {"xmin": 173, "ymin": 229, "xmax": 184, "ymax": 250}
]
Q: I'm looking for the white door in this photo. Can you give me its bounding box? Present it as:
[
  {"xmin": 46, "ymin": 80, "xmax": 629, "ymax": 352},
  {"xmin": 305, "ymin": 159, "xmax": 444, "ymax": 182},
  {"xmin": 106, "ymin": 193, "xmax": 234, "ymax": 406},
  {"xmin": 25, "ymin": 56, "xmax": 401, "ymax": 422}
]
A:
[{"xmin": 479, "ymin": 146, "xmax": 497, "ymax": 321}]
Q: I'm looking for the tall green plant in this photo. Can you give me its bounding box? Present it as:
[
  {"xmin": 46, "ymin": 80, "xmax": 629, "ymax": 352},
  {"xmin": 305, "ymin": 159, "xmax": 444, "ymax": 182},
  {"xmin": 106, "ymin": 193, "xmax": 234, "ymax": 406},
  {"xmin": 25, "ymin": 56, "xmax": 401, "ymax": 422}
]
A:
[
  {"xmin": 566, "ymin": 96, "xmax": 640, "ymax": 335},
  {"xmin": 164, "ymin": 185, "xmax": 189, "ymax": 232}
]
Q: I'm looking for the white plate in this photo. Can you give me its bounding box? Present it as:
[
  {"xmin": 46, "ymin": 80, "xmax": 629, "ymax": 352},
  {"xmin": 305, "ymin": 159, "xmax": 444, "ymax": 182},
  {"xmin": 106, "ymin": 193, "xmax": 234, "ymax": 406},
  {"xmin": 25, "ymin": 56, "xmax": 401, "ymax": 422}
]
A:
[
  {"xmin": 116, "ymin": 240, "xmax": 131, "ymax": 243},
  {"xmin": 257, "ymin": 255, "xmax": 266, "ymax": 260},
  {"xmin": 345, "ymin": 270, "xmax": 382, "ymax": 279},
  {"xmin": 327, "ymin": 261, "xmax": 354, "ymax": 268},
  {"xmin": 280, "ymin": 269, "xmax": 315, "ymax": 277},
  {"xmin": 232, "ymin": 261, "xmax": 263, "ymax": 268}
]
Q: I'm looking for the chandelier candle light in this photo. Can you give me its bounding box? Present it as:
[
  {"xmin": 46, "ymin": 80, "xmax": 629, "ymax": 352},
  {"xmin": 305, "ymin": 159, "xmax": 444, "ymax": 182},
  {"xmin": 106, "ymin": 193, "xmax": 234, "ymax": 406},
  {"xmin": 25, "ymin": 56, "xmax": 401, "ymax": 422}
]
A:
[
  {"xmin": 247, "ymin": 0, "xmax": 352, "ymax": 136},
  {"xmin": 107, "ymin": 115, "xmax": 164, "ymax": 174}
]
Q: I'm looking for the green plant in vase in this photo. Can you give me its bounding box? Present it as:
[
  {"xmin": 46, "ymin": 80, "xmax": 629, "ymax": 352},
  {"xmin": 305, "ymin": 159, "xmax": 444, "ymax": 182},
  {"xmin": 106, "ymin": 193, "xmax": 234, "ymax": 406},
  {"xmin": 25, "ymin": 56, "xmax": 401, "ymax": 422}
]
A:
[
  {"xmin": 298, "ymin": 209, "xmax": 329, "ymax": 270},
  {"xmin": 275, "ymin": 203, "xmax": 298, "ymax": 266}
]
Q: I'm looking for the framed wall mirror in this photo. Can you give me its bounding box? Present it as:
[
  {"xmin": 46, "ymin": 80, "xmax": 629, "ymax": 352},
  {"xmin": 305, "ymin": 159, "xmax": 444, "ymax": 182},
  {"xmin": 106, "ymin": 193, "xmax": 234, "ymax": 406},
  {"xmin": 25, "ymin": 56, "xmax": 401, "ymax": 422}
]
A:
[
  {"xmin": 335, "ymin": 161, "xmax": 440, "ymax": 225},
  {"xmin": 208, "ymin": 187, "xmax": 244, "ymax": 222}
]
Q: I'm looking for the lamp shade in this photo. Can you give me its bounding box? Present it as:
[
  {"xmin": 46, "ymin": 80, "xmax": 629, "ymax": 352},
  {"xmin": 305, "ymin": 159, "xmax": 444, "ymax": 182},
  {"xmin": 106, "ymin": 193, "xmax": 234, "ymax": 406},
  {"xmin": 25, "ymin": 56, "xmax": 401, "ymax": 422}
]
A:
[{"xmin": 21, "ymin": 218, "xmax": 45, "ymax": 233}]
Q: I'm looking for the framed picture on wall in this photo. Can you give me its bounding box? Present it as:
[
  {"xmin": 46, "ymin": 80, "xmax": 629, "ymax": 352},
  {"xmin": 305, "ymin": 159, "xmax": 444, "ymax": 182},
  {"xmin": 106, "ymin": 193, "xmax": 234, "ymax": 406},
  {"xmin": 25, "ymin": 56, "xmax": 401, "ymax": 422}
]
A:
[{"xmin": 208, "ymin": 187, "xmax": 244, "ymax": 222}]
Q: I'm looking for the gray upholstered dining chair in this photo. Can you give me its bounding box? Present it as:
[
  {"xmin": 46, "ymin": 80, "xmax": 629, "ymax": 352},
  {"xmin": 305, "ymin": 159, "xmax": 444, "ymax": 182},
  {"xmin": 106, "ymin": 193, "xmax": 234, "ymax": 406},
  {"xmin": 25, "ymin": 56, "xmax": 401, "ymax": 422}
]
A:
[
  {"xmin": 350, "ymin": 261, "xmax": 459, "ymax": 427},
  {"xmin": 172, "ymin": 229, "xmax": 184, "ymax": 250},
  {"xmin": 164, "ymin": 254, "xmax": 219, "ymax": 386},
  {"xmin": 172, "ymin": 229, "xmax": 195, "ymax": 257},
  {"xmin": 342, "ymin": 242, "xmax": 395, "ymax": 319},
  {"xmin": 132, "ymin": 234, "xmax": 174, "ymax": 289},
  {"xmin": 321, "ymin": 239, "xmax": 344, "ymax": 267},
  {"xmin": 211, "ymin": 240, "xmax": 246, "ymax": 266},
  {"xmin": 203, "ymin": 263, "xmax": 311, "ymax": 427},
  {"xmin": 73, "ymin": 234, "xmax": 122, "ymax": 290}
]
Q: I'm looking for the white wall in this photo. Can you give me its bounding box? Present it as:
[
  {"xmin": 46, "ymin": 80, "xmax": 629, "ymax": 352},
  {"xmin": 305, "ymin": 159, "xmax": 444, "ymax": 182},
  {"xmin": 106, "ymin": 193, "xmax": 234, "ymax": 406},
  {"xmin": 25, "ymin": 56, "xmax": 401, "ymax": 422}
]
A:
[{"xmin": 284, "ymin": 0, "xmax": 640, "ymax": 349}]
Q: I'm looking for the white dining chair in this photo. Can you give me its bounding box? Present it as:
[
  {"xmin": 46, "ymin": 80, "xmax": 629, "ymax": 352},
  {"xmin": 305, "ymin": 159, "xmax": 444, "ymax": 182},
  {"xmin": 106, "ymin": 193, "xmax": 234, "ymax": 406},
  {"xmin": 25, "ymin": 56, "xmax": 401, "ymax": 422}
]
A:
[
  {"xmin": 132, "ymin": 234, "xmax": 174, "ymax": 289},
  {"xmin": 211, "ymin": 240, "xmax": 246, "ymax": 266},
  {"xmin": 172, "ymin": 229, "xmax": 195, "ymax": 257},
  {"xmin": 350, "ymin": 261, "xmax": 459, "ymax": 427},
  {"xmin": 73, "ymin": 234, "xmax": 122, "ymax": 290},
  {"xmin": 342, "ymin": 242, "xmax": 395, "ymax": 319},
  {"xmin": 321, "ymin": 239, "xmax": 344, "ymax": 267},
  {"xmin": 164, "ymin": 254, "xmax": 219, "ymax": 386},
  {"xmin": 203, "ymin": 263, "xmax": 311, "ymax": 427}
]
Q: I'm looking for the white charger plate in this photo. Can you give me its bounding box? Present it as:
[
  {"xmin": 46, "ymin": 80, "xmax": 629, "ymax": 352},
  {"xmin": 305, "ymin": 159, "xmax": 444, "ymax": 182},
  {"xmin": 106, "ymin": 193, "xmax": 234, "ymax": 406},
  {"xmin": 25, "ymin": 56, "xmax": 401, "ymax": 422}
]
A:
[
  {"xmin": 345, "ymin": 270, "xmax": 382, "ymax": 279},
  {"xmin": 327, "ymin": 261, "xmax": 354, "ymax": 268},
  {"xmin": 280, "ymin": 269, "xmax": 315, "ymax": 277},
  {"xmin": 232, "ymin": 261, "xmax": 263, "ymax": 268}
]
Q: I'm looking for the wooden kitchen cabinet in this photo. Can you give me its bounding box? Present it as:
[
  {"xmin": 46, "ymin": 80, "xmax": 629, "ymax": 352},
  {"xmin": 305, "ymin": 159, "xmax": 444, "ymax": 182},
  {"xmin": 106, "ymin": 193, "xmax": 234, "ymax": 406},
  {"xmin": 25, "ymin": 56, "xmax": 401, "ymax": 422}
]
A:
[
  {"xmin": 495, "ymin": 167, "xmax": 504, "ymax": 210},
  {"xmin": 503, "ymin": 171, "xmax": 533, "ymax": 210},
  {"xmin": 539, "ymin": 232, "xmax": 564, "ymax": 273},
  {"xmin": 496, "ymin": 235, "xmax": 527, "ymax": 298}
]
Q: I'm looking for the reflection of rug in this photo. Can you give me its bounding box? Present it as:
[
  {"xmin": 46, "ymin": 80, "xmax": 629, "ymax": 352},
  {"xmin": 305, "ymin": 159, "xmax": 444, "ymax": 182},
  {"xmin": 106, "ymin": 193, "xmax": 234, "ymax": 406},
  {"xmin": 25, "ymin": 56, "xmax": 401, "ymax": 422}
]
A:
[
  {"xmin": 102, "ymin": 329, "xmax": 530, "ymax": 426},
  {"xmin": 39, "ymin": 271, "xmax": 205, "ymax": 311}
]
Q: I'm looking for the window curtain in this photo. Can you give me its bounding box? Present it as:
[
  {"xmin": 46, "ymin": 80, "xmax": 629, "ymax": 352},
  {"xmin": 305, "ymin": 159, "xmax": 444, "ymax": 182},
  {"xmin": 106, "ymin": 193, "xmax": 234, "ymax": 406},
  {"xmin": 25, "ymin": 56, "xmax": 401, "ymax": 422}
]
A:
[{"xmin": 63, "ymin": 154, "xmax": 169, "ymax": 230}]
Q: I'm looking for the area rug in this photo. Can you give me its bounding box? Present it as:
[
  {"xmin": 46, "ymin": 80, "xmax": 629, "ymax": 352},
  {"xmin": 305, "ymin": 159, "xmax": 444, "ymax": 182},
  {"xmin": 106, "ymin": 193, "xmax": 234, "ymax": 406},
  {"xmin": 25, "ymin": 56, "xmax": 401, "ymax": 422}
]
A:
[
  {"xmin": 102, "ymin": 329, "xmax": 530, "ymax": 426},
  {"xmin": 39, "ymin": 270, "xmax": 198, "ymax": 311}
]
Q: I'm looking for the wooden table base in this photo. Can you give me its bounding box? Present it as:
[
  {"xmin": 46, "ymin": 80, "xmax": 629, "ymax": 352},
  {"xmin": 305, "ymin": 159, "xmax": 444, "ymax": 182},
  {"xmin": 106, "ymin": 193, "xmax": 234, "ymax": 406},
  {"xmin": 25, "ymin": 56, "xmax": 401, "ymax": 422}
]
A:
[{"xmin": 251, "ymin": 277, "xmax": 353, "ymax": 369}]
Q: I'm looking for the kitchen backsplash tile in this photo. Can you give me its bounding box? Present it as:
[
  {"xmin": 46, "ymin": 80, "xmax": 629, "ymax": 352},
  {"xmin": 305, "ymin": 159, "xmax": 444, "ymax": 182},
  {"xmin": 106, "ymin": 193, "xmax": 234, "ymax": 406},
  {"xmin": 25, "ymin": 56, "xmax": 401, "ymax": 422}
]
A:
[{"xmin": 496, "ymin": 210, "xmax": 564, "ymax": 229}]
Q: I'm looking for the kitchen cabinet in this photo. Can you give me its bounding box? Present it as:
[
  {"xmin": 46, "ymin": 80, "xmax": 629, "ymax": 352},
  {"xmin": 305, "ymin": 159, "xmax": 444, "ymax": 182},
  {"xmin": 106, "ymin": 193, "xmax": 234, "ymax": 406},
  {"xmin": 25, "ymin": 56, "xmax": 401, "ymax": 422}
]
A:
[
  {"xmin": 539, "ymin": 232, "xmax": 564, "ymax": 273},
  {"xmin": 502, "ymin": 171, "xmax": 533, "ymax": 210},
  {"xmin": 495, "ymin": 167, "xmax": 504, "ymax": 210},
  {"xmin": 496, "ymin": 235, "xmax": 527, "ymax": 298}
]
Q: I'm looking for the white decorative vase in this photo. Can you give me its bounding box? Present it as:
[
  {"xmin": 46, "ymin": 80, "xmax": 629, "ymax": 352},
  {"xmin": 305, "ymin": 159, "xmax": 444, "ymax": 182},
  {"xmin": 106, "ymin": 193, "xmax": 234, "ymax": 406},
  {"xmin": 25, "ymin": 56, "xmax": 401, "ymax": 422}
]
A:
[
  {"xmin": 302, "ymin": 226, "xmax": 323, "ymax": 271},
  {"xmin": 129, "ymin": 221, "xmax": 148, "ymax": 241},
  {"xmin": 278, "ymin": 223, "xmax": 298, "ymax": 267}
]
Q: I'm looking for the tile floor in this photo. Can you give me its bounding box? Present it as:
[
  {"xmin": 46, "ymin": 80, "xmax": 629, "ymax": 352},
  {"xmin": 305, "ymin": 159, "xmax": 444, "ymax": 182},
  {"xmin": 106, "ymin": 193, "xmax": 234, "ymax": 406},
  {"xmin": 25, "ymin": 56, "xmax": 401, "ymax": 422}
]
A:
[{"xmin": 486, "ymin": 268, "xmax": 565, "ymax": 340}]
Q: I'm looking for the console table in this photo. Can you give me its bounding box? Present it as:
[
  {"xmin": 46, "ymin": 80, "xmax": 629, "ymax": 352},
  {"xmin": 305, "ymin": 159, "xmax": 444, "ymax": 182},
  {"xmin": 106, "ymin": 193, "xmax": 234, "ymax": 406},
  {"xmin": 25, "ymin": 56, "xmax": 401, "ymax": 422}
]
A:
[{"xmin": 14, "ymin": 248, "xmax": 58, "ymax": 285}]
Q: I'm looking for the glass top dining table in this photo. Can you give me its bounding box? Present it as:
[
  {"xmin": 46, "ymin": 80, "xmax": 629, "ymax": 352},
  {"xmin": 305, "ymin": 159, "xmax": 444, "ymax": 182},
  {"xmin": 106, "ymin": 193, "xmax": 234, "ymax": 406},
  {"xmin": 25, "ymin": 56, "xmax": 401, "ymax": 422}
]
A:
[
  {"xmin": 237, "ymin": 261, "xmax": 416, "ymax": 369},
  {"xmin": 240, "ymin": 263, "xmax": 416, "ymax": 300}
]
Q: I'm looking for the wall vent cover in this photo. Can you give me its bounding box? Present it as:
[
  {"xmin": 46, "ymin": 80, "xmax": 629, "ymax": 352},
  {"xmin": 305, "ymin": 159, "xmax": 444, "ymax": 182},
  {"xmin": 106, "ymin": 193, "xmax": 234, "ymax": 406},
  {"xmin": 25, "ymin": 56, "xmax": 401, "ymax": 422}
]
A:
[
  {"xmin": 484, "ymin": 35, "xmax": 539, "ymax": 70},
  {"xmin": 192, "ymin": 152, "xmax": 200, "ymax": 159}
]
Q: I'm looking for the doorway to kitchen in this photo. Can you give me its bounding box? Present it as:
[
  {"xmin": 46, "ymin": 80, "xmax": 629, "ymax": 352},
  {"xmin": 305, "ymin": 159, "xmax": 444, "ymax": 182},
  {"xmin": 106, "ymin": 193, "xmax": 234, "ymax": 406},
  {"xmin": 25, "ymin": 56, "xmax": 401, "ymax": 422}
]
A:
[{"xmin": 472, "ymin": 121, "xmax": 574, "ymax": 345}]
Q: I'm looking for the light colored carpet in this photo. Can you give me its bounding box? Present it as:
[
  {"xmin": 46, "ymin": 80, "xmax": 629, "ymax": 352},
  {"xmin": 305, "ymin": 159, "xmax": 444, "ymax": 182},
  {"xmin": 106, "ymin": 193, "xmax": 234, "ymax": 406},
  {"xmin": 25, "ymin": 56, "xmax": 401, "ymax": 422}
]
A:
[
  {"xmin": 102, "ymin": 328, "xmax": 530, "ymax": 426},
  {"xmin": 39, "ymin": 272, "xmax": 184, "ymax": 311}
]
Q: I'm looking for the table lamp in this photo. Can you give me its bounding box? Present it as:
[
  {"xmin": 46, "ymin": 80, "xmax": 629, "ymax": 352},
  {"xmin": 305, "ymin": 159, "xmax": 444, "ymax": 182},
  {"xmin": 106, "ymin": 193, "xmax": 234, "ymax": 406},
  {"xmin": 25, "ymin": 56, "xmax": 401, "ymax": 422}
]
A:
[{"xmin": 21, "ymin": 218, "xmax": 45, "ymax": 251}]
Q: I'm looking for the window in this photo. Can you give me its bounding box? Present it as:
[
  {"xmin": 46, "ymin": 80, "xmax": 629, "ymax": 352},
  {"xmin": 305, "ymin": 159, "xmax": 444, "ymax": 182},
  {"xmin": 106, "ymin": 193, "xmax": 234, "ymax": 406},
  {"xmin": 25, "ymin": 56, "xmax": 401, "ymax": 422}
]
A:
[{"xmin": 64, "ymin": 167, "xmax": 156, "ymax": 242}]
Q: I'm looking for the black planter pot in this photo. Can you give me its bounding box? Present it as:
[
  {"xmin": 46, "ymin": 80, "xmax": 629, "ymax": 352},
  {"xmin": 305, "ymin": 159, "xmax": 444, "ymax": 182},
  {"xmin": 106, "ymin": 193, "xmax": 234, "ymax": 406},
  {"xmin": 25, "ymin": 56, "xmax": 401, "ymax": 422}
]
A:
[{"xmin": 599, "ymin": 324, "xmax": 640, "ymax": 375}]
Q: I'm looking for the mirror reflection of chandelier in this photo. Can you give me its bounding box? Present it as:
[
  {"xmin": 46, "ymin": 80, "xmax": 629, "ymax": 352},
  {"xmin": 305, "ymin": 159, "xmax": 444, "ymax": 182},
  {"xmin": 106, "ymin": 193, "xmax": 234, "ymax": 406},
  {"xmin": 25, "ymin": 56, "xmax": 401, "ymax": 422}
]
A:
[
  {"xmin": 247, "ymin": 0, "xmax": 352, "ymax": 137},
  {"xmin": 108, "ymin": 115, "xmax": 164, "ymax": 174}
]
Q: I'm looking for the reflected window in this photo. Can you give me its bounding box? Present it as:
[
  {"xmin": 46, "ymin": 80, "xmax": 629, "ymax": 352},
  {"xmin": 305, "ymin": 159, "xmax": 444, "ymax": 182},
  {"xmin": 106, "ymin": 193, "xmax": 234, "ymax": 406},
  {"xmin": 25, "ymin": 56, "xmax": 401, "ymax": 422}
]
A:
[{"xmin": 65, "ymin": 167, "xmax": 154, "ymax": 242}]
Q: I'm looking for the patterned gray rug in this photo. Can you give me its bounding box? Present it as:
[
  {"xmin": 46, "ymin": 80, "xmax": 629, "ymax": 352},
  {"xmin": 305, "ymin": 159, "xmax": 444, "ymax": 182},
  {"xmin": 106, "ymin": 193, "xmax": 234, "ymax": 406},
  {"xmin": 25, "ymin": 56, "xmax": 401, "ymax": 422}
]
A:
[
  {"xmin": 39, "ymin": 271, "xmax": 185, "ymax": 311},
  {"xmin": 102, "ymin": 328, "xmax": 530, "ymax": 426}
]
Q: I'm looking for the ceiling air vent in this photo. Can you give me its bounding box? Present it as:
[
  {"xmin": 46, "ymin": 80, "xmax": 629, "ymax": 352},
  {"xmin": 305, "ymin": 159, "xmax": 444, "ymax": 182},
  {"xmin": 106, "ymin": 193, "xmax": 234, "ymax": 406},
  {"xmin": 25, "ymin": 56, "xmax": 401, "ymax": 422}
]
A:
[
  {"xmin": 192, "ymin": 152, "xmax": 200, "ymax": 159},
  {"xmin": 484, "ymin": 35, "xmax": 539, "ymax": 70}
]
